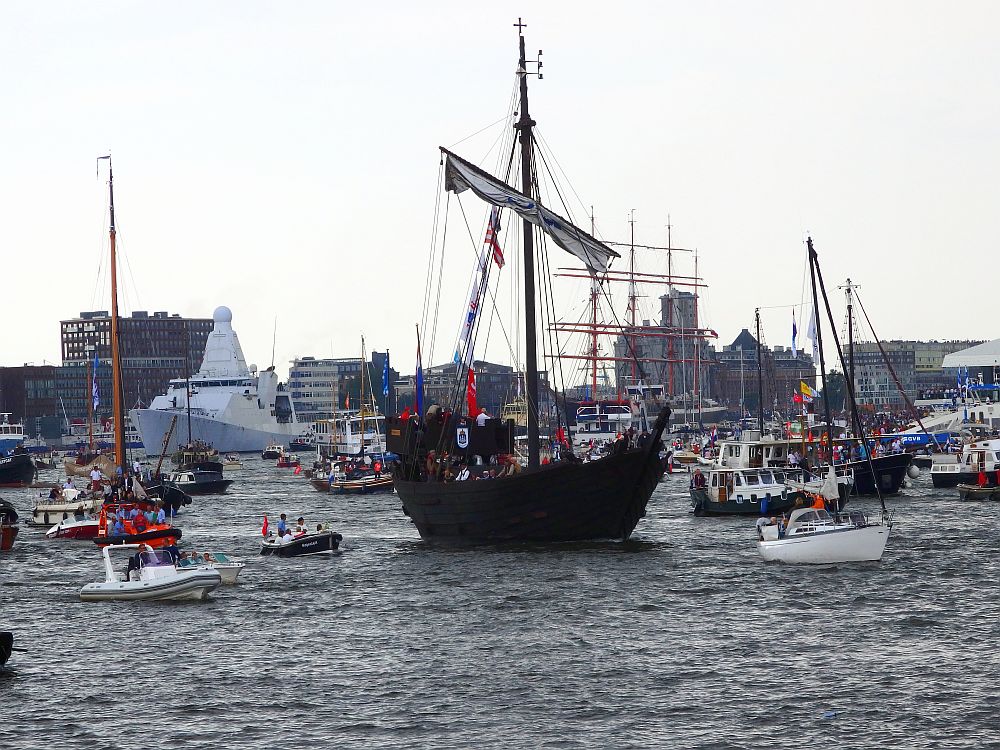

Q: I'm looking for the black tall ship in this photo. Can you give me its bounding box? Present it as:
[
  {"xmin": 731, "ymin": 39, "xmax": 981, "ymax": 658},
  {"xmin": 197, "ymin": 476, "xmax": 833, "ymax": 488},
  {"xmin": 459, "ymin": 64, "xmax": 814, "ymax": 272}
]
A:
[{"xmin": 390, "ymin": 23, "xmax": 670, "ymax": 544}]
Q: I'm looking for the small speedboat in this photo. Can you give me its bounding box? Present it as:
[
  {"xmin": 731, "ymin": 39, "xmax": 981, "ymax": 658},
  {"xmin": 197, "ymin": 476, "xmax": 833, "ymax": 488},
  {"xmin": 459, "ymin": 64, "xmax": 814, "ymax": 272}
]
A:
[
  {"xmin": 260, "ymin": 529, "xmax": 342, "ymax": 557},
  {"xmin": 276, "ymin": 453, "xmax": 301, "ymax": 469},
  {"xmin": 222, "ymin": 454, "xmax": 243, "ymax": 469},
  {"xmin": 179, "ymin": 552, "xmax": 245, "ymax": 584},
  {"xmin": 80, "ymin": 544, "xmax": 222, "ymax": 602},
  {"xmin": 92, "ymin": 504, "xmax": 182, "ymax": 549},
  {"xmin": 45, "ymin": 516, "xmax": 99, "ymax": 540}
]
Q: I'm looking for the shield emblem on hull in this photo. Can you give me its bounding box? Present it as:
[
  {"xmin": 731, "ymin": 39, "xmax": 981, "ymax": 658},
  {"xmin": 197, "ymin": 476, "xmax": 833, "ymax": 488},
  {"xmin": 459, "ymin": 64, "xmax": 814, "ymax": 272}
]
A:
[{"xmin": 456, "ymin": 426, "xmax": 469, "ymax": 449}]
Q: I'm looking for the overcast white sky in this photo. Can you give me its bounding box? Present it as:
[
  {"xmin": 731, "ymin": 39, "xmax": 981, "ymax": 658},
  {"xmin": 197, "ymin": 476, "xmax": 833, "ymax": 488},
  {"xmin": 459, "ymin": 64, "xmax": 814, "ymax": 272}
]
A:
[{"xmin": 2, "ymin": 2, "xmax": 998, "ymax": 381}]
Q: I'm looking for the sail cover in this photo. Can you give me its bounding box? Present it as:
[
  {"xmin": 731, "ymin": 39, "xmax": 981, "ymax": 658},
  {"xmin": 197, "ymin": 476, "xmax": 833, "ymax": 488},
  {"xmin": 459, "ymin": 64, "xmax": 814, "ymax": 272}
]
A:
[{"xmin": 441, "ymin": 148, "xmax": 619, "ymax": 273}]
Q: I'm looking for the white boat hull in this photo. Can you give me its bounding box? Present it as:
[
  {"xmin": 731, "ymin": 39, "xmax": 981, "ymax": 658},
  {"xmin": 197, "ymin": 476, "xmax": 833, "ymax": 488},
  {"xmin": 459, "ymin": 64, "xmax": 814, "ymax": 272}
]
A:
[
  {"xmin": 79, "ymin": 569, "xmax": 222, "ymax": 602},
  {"xmin": 757, "ymin": 524, "xmax": 890, "ymax": 564},
  {"xmin": 132, "ymin": 408, "xmax": 301, "ymax": 455}
]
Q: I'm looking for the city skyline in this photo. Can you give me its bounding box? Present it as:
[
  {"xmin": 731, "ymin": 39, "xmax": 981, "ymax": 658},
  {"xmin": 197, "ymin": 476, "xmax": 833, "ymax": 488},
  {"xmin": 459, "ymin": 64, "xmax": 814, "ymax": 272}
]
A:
[{"xmin": 4, "ymin": 3, "xmax": 999, "ymax": 383}]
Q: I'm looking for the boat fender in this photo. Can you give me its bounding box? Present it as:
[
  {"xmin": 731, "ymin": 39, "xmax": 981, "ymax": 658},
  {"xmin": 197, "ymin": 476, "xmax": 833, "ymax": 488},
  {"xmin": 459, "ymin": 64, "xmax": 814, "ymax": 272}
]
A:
[{"xmin": 906, "ymin": 465, "xmax": 919, "ymax": 480}]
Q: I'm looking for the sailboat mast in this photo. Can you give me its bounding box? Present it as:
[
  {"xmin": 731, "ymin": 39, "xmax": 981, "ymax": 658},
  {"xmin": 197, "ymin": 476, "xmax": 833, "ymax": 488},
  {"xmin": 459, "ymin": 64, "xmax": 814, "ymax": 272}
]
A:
[
  {"xmin": 806, "ymin": 238, "xmax": 834, "ymax": 454},
  {"xmin": 755, "ymin": 308, "xmax": 764, "ymax": 435},
  {"xmin": 106, "ymin": 159, "xmax": 126, "ymax": 469},
  {"xmin": 516, "ymin": 20, "xmax": 540, "ymax": 470},
  {"xmin": 360, "ymin": 336, "xmax": 366, "ymax": 458},
  {"xmin": 845, "ymin": 278, "xmax": 856, "ymax": 410}
]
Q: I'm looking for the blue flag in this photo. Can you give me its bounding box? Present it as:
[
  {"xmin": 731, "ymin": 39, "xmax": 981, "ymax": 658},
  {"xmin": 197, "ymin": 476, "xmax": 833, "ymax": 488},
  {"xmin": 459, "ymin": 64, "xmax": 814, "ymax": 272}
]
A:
[
  {"xmin": 92, "ymin": 352, "xmax": 100, "ymax": 409},
  {"xmin": 382, "ymin": 352, "xmax": 390, "ymax": 399}
]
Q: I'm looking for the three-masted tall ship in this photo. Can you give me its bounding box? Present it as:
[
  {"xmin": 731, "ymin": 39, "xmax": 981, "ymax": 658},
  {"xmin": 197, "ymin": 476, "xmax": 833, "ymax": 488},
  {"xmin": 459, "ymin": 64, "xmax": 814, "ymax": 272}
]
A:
[{"xmin": 387, "ymin": 22, "xmax": 670, "ymax": 543}]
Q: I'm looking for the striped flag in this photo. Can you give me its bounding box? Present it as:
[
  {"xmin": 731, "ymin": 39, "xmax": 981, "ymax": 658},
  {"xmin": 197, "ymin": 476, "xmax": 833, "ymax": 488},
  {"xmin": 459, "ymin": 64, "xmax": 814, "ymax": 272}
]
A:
[{"xmin": 486, "ymin": 206, "xmax": 504, "ymax": 268}]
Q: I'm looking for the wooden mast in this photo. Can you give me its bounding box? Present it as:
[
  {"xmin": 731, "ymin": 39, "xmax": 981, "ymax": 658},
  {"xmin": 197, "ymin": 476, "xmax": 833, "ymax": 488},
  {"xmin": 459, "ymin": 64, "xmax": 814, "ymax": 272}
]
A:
[
  {"xmin": 515, "ymin": 18, "xmax": 540, "ymax": 470},
  {"xmin": 104, "ymin": 157, "xmax": 126, "ymax": 469}
]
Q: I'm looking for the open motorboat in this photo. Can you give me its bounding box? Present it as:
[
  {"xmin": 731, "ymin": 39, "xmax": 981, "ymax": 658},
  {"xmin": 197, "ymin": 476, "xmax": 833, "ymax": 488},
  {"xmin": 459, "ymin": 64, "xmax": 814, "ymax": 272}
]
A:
[
  {"xmin": 28, "ymin": 487, "xmax": 103, "ymax": 528},
  {"xmin": 80, "ymin": 544, "xmax": 222, "ymax": 602},
  {"xmin": 276, "ymin": 453, "xmax": 300, "ymax": 469},
  {"xmin": 92, "ymin": 503, "xmax": 182, "ymax": 549},
  {"xmin": 179, "ymin": 551, "xmax": 245, "ymax": 583},
  {"xmin": 757, "ymin": 507, "xmax": 891, "ymax": 564},
  {"xmin": 223, "ymin": 453, "xmax": 243, "ymax": 469},
  {"xmin": 957, "ymin": 483, "xmax": 998, "ymax": 501},
  {"xmin": 260, "ymin": 529, "xmax": 342, "ymax": 557}
]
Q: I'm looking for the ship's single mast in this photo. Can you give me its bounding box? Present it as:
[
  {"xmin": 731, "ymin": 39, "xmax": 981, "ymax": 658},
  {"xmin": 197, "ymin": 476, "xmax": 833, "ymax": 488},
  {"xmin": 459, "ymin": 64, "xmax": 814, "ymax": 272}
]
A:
[
  {"xmin": 100, "ymin": 156, "xmax": 126, "ymax": 469},
  {"xmin": 515, "ymin": 19, "xmax": 540, "ymax": 470},
  {"xmin": 755, "ymin": 308, "xmax": 764, "ymax": 434}
]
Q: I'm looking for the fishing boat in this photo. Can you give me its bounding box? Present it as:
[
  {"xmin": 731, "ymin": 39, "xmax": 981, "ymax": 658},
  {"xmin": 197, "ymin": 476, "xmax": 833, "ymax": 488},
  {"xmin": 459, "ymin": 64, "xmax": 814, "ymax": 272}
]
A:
[
  {"xmin": 390, "ymin": 25, "xmax": 670, "ymax": 544},
  {"xmin": 0, "ymin": 451, "xmax": 35, "ymax": 487},
  {"xmin": 260, "ymin": 529, "xmax": 342, "ymax": 557},
  {"xmin": 261, "ymin": 444, "xmax": 283, "ymax": 460},
  {"xmin": 80, "ymin": 544, "xmax": 221, "ymax": 602},
  {"xmin": 755, "ymin": 237, "xmax": 892, "ymax": 564},
  {"xmin": 0, "ymin": 498, "xmax": 19, "ymax": 551}
]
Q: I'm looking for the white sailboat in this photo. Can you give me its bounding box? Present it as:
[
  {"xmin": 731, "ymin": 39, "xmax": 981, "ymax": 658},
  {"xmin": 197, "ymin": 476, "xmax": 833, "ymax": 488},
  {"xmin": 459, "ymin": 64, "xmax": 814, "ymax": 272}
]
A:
[{"xmin": 755, "ymin": 238, "xmax": 893, "ymax": 564}]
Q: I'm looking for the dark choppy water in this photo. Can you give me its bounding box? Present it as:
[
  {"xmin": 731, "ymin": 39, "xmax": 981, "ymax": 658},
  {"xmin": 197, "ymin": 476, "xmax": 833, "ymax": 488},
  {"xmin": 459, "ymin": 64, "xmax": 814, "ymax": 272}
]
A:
[{"xmin": 2, "ymin": 458, "xmax": 998, "ymax": 749}]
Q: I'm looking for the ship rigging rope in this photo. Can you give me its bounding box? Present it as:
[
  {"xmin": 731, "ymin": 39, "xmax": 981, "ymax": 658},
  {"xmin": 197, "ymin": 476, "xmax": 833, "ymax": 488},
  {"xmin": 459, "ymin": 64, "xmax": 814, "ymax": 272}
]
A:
[
  {"xmin": 427, "ymin": 192, "xmax": 451, "ymax": 366},
  {"xmin": 420, "ymin": 160, "xmax": 446, "ymax": 347},
  {"xmin": 852, "ymin": 289, "xmax": 935, "ymax": 443}
]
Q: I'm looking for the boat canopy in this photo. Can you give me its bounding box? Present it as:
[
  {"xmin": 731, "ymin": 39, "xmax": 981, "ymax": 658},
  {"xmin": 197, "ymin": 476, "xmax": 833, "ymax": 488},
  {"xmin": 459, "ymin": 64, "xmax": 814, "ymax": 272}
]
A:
[{"xmin": 441, "ymin": 148, "xmax": 619, "ymax": 273}]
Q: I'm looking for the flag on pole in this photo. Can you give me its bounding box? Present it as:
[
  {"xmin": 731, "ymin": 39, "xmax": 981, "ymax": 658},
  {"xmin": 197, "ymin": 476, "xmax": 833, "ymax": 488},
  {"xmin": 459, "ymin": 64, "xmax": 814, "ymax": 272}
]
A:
[
  {"xmin": 486, "ymin": 206, "xmax": 504, "ymax": 268},
  {"xmin": 415, "ymin": 327, "xmax": 424, "ymax": 418},
  {"xmin": 345, "ymin": 393, "xmax": 350, "ymax": 409},
  {"xmin": 382, "ymin": 352, "xmax": 390, "ymax": 399},
  {"xmin": 466, "ymin": 367, "xmax": 478, "ymax": 415},
  {"xmin": 261, "ymin": 515, "xmax": 269, "ymax": 537},
  {"xmin": 791, "ymin": 313, "xmax": 798, "ymax": 356},
  {"xmin": 800, "ymin": 381, "xmax": 815, "ymax": 403},
  {"xmin": 92, "ymin": 352, "xmax": 100, "ymax": 409}
]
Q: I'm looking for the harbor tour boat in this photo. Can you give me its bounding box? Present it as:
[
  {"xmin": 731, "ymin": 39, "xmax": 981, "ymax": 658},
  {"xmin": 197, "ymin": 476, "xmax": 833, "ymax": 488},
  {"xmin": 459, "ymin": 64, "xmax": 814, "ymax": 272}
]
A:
[
  {"xmin": 80, "ymin": 544, "xmax": 222, "ymax": 602},
  {"xmin": 930, "ymin": 439, "xmax": 1000, "ymax": 488},
  {"xmin": 389, "ymin": 24, "xmax": 670, "ymax": 544}
]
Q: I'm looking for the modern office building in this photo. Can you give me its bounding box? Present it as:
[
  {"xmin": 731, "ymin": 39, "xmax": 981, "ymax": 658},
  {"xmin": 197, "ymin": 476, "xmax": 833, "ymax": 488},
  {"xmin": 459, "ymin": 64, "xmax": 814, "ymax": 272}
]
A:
[{"xmin": 288, "ymin": 352, "xmax": 398, "ymax": 422}]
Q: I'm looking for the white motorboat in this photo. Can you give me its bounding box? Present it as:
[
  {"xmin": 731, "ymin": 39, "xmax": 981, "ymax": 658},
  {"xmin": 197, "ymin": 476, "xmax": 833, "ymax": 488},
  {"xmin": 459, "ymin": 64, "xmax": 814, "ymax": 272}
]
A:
[
  {"xmin": 179, "ymin": 552, "xmax": 245, "ymax": 584},
  {"xmin": 222, "ymin": 454, "xmax": 243, "ymax": 469},
  {"xmin": 80, "ymin": 544, "xmax": 222, "ymax": 602},
  {"xmin": 29, "ymin": 487, "xmax": 103, "ymax": 527},
  {"xmin": 757, "ymin": 507, "xmax": 891, "ymax": 564}
]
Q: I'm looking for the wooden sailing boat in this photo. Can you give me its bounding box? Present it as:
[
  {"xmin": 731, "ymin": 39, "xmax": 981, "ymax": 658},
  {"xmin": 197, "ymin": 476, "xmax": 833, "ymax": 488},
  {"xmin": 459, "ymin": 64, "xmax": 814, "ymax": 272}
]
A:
[
  {"xmin": 387, "ymin": 23, "xmax": 670, "ymax": 543},
  {"xmin": 91, "ymin": 157, "xmax": 183, "ymax": 547}
]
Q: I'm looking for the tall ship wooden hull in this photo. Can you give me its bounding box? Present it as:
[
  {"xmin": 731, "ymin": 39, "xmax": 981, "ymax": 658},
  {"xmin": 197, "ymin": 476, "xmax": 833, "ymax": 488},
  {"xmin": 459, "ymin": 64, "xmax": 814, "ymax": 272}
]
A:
[{"xmin": 393, "ymin": 407, "xmax": 670, "ymax": 543}]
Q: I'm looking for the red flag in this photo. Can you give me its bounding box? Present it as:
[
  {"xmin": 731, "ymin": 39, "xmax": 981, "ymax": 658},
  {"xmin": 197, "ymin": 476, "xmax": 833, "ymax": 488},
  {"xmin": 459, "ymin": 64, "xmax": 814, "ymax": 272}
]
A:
[
  {"xmin": 792, "ymin": 393, "xmax": 803, "ymax": 404},
  {"xmin": 261, "ymin": 515, "xmax": 269, "ymax": 537},
  {"xmin": 466, "ymin": 367, "xmax": 478, "ymax": 415},
  {"xmin": 485, "ymin": 207, "xmax": 504, "ymax": 268},
  {"xmin": 557, "ymin": 426, "xmax": 567, "ymax": 446},
  {"xmin": 293, "ymin": 465, "xmax": 302, "ymax": 475},
  {"xmin": 345, "ymin": 393, "xmax": 350, "ymax": 409}
]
